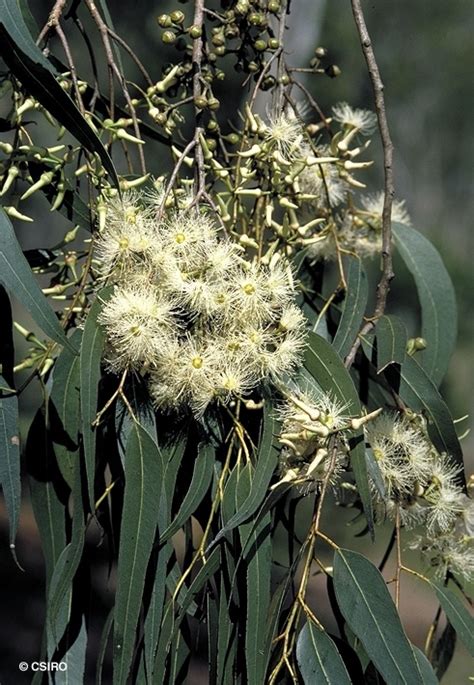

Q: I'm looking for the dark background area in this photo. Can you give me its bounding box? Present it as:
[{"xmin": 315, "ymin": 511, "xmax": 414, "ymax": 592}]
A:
[{"xmin": 0, "ymin": 1, "xmax": 472, "ymax": 682}]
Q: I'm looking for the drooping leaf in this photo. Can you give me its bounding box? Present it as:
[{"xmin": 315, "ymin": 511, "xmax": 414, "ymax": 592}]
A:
[
  {"xmin": 27, "ymin": 406, "xmax": 67, "ymax": 590},
  {"xmin": 396, "ymin": 356, "xmax": 463, "ymax": 473},
  {"xmin": 55, "ymin": 615, "xmax": 88, "ymax": 685},
  {"xmin": 393, "ymin": 222, "xmax": 457, "ymax": 386},
  {"xmin": 0, "ymin": 209, "xmax": 74, "ymax": 352},
  {"xmin": 333, "ymin": 257, "xmax": 368, "ymax": 360},
  {"xmin": 143, "ymin": 541, "xmax": 174, "ymax": 679},
  {"xmin": 0, "ymin": 0, "xmax": 118, "ymax": 186},
  {"xmin": 80, "ymin": 288, "xmax": 113, "ymax": 510},
  {"xmin": 50, "ymin": 330, "xmax": 82, "ymax": 488},
  {"xmin": 48, "ymin": 461, "xmax": 85, "ymax": 650},
  {"xmin": 213, "ymin": 406, "xmax": 279, "ymax": 541},
  {"xmin": 296, "ymin": 621, "xmax": 351, "ymax": 685},
  {"xmin": 304, "ymin": 332, "xmax": 373, "ymax": 534},
  {"xmin": 0, "ymin": 377, "xmax": 20, "ymax": 554},
  {"xmin": 432, "ymin": 583, "xmax": 474, "ymax": 656},
  {"xmin": 0, "ymin": 285, "xmax": 14, "ymax": 387},
  {"xmin": 412, "ymin": 646, "xmax": 439, "ymax": 685},
  {"xmin": 113, "ymin": 424, "xmax": 164, "ymax": 685},
  {"xmin": 160, "ymin": 441, "xmax": 215, "ymax": 542},
  {"xmin": 374, "ymin": 315, "xmax": 407, "ymax": 373},
  {"xmin": 96, "ymin": 608, "xmax": 114, "ymax": 685},
  {"xmin": 333, "ymin": 548, "xmax": 423, "ymax": 685},
  {"xmin": 237, "ymin": 466, "xmax": 271, "ymax": 685}
]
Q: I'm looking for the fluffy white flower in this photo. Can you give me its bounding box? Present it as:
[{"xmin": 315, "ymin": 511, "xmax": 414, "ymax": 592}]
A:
[
  {"xmin": 263, "ymin": 110, "xmax": 305, "ymax": 162},
  {"xmin": 332, "ymin": 102, "xmax": 377, "ymax": 135},
  {"xmin": 361, "ymin": 191, "xmax": 411, "ymax": 227}
]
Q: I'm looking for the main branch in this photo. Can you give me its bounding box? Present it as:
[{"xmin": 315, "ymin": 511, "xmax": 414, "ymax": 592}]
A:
[{"xmin": 345, "ymin": 0, "xmax": 395, "ymax": 368}]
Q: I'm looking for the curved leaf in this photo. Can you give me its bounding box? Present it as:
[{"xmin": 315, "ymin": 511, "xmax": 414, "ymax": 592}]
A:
[
  {"xmin": 50, "ymin": 330, "xmax": 82, "ymax": 488},
  {"xmin": 160, "ymin": 441, "xmax": 215, "ymax": 542},
  {"xmin": 393, "ymin": 222, "xmax": 457, "ymax": 386},
  {"xmin": 0, "ymin": 0, "xmax": 118, "ymax": 187},
  {"xmin": 333, "ymin": 548, "xmax": 423, "ymax": 685},
  {"xmin": 0, "ymin": 209, "xmax": 74, "ymax": 352},
  {"xmin": 113, "ymin": 423, "xmax": 164, "ymax": 685},
  {"xmin": 333, "ymin": 257, "xmax": 368, "ymax": 360},
  {"xmin": 213, "ymin": 405, "xmax": 279, "ymax": 541},
  {"xmin": 374, "ymin": 315, "xmax": 407, "ymax": 373},
  {"xmin": 0, "ymin": 376, "xmax": 20, "ymax": 553},
  {"xmin": 296, "ymin": 621, "xmax": 351, "ymax": 685},
  {"xmin": 80, "ymin": 288, "xmax": 113, "ymax": 509},
  {"xmin": 412, "ymin": 646, "xmax": 439, "ymax": 685},
  {"xmin": 433, "ymin": 583, "xmax": 474, "ymax": 656},
  {"xmin": 304, "ymin": 332, "xmax": 373, "ymax": 534}
]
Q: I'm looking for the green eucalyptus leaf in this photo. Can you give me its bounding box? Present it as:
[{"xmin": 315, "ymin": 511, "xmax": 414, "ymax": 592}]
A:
[
  {"xmin": 213, "ymin": 405, "xmax": 279, "ymax": 541},
  {"xmin": 27, "ymin": 406, "xmax": 67, "ymax": 590},
  {"xmin": 432, "ymin": 583, "xmax": 474, "ymax": 656},
  {"xmin": 0, "ymin": 285, "xmax": 14, "ymax": 386},
  {"xmin": 304, "ymin": 332, "xmax": 373, "ymax": 534},
  {"xmin": 50, "ymin": 330, "xmax": 82, "ymax": 488},
  {"xmin": 48, "ymin": 460, "xmax": 85, "ymax": 651},
  {"xmin": 96, "ymin": 609, "xmax": 114, "ymax": 685},
  {"xmin": 333, "ymin": 257, "xmax": 368, "ymax": 359},
  {"xmin": 0, "ymin": 0, "xmax": 119, "ymax": 187},
  {"xmin": 160, "ymin": 441, "xmax": 215, "ymax": 543},
  {"xmin": 296, "ymin": 621, "xmax": 351, "ymax": 685},
  {"xmin": 56, "ymin": 615, "xmax": 88, "ymax": 685},
  {"xmin": 333, "ymin": 548, "xmax": 423, "ymax": 685},
  {"xmin": 113, "ymin": 423, "xmax": 164, "ymax": 685},
  {"xmin": 412, "ymin": 646, "xmax": 439, "ymax": 685},
  {"xmin": 393, "ymin": 222, "xmax": 457, "ymax": 386},
  {"xmin": 0, "ymin": 376, "xmax": 20, "ymax": 555},
  {"xmin": 0, "ymin": 209, "xmax": 74, "ymax": 352},
  {"xmin": 80, "ymin": 287, "xmax": 113, "ymax": 510},
  {"xmin": 374, "ymin": 315, "xmax": 407, "ymax": 373}
]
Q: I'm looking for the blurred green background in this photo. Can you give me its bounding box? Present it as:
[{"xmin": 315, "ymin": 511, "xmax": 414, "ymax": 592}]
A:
[{"xmin": 0, "ymin": 1, "xmax": 472, "ymax": 682}]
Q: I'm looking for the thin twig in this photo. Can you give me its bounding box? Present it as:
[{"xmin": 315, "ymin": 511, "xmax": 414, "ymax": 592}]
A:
[{"xmin": 345, "ymin": 0, "xmax": 395, "ymax": 369}]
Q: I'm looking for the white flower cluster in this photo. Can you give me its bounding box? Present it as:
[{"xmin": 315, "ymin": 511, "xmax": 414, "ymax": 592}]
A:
[
  {"xmin": 95, "ymin": 190, "xmax": 306, "ymax": 417},
  {"xmin": 365, "ymin": 411, "xmax": 473, "ymax": 581}
]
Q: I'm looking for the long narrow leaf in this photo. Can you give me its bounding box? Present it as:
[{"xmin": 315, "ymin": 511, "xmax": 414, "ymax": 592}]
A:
[{"xmin": 333, "ymin": 548, "xmax": 423, "ymax": 685}]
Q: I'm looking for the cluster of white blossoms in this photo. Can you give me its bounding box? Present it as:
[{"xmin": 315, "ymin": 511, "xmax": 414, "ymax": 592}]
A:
[
  {"xmin": 240, "ymin": 102, "xmax": 411, "ymax": 261},
  {"xmin": 365, "ymin": 411, "xmax": 474, "ymax": 581},
  {"xmin": 95, "ymin": 189, "xmax": 306, "ymax": 417},
  {"xmin": 273, "ymin": 387, "xmax": 379, "ymax": 492}
]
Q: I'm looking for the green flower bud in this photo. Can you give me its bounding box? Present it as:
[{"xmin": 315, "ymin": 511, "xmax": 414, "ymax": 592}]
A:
[
  {"xmin": 248, "ymin": 12, "xmax": 263, "ymax": 25},
  {"xmin": 254, "ymin": 39, "xmax": 267, "ymax": 52},
  {"xmin": 194, "ymin": 96, "xmax": 208, "ymax": 109},
  {"xmin": 189, "ymin": 25, "xmax": 202, "ymax": 39},
  {"xmin": 268, "ymin": 38, "xmax": 280, "ymax": 50},
  {"xmin": 225, "ymin": 133, "xmax": 240, "ymax": 145},
  {"xmin": 170, "ymin": 10, "xmax": 185, "ymax": 24},
  {"xmin": 157, "ymin": 14, "xmax": 172, "ymax": 28},
  {"xmin": 280, "ymin": 74, "xmax": 290, "ymax": 85},
  {"xmin": 214, "ymin": 46, "xmax": 226, "ymax": 57},
  {"xmin": 315, "ymin": 46, "xmax": 327, "ymax": 58},
  {"xmin": 268, "ymin": 0, "xmax": 280, "ymax": 12},
  {"xmin": 207, "ymin": 98, "xmax": 220, "ymax": 111},
  {"xmin": 205, "ymin": 138, "xmax": 217, "ymax": 152},
  {"xmin": 235, "ymin": 0, "xmax": 249, "ymax": 15},
  {"xmin": 161, "ymin": 30, "xmax": 177, "ymax": 44}
]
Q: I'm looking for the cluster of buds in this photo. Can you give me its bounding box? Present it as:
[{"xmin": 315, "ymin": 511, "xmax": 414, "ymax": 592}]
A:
[{"xmin": 273, "ymin": 388, "xmax": 381, "ymax": 491}]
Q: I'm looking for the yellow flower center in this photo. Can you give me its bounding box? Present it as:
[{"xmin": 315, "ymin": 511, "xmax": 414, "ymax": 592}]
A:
[
  {"xmin": 242, "ymin": 282, "xmax": 255, "ymax": 296},
  {"xmin": 223, "ymin": 376, "xmax": 238, "ymax": 391},
  {"xmin": 215, "ymin": 293, "xmax": 226, "ymax": 304},
  {"xmin": 130, "ymin": 325, "xmax": 141, "ymax": 336},
  {"xmin": 373, "ymin": 448, "xmax": 384, "ymax": 462},
  {"xmin": 175, "ymin": 232, "xmax": 186, "ymax": 244},
  {"xmin": 125, "ymin": 209, "xmax": 137, "ymax": 224},
  {"xmin": 192, "ymin": 356, "xmax": 203, "ymax": 369},
  {"xmin": 118, "ymin": 237, "xmax": 130, "ymax": 250}
]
